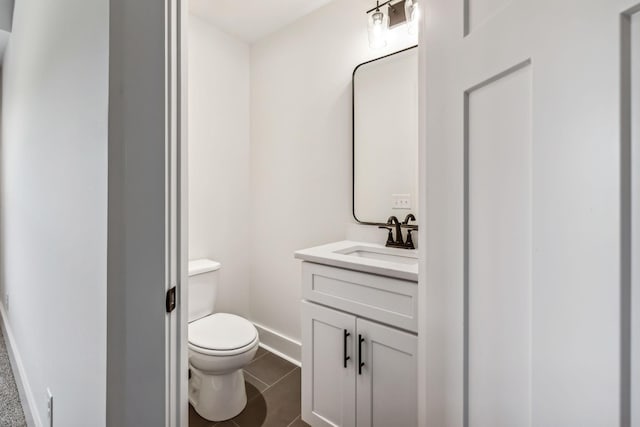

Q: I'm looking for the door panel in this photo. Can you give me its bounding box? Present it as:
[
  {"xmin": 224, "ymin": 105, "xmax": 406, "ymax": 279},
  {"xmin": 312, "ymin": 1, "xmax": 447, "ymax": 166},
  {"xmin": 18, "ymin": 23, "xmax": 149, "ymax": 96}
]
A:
[
  {"xmin": 356, "ymin": 318, "xmax": 417, "ymax": 427},
  {"xmin": 302, "ymin": 301, "xmax": 356, "ymax": 427},
  {"xmin": 423, "ymin": 0, "xmax": 640, "ymax": 425},
  {"xmin": 467, "ymin": 62, "xmax": 532, "ymax": 427},
  {"xmin": 465, "ymin": 0, "xmax": 511, "ymax": 35}
]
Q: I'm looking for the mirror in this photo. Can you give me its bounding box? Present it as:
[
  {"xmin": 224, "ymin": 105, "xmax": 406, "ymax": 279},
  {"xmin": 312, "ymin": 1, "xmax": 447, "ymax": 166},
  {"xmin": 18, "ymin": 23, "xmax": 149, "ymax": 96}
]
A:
[{"xmin": 353, "ymin": 46, "xmax": 418, "ymax": 225}]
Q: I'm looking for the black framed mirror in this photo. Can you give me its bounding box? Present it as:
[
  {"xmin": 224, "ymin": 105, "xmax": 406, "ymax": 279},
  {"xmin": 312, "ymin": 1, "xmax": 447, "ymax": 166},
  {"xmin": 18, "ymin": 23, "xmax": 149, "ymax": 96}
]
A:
[{"xmin": 352, "ymin": 45, "xmax": 419, "ymax": 227}]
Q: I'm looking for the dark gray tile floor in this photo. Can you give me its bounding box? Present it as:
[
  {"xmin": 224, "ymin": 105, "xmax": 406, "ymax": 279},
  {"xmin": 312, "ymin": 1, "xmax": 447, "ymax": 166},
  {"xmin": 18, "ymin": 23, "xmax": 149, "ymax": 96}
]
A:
[{"xmin": 189, "ymin": 347, "xmax": 310, "ymax": 427}]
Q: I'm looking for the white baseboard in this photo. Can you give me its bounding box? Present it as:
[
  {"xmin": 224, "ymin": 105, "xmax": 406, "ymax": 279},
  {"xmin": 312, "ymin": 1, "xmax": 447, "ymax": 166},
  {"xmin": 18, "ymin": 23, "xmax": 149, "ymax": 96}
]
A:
[
  {"xmin": 252, "ymin": 322, "xmax": 301, "ymax": 366},
  {"xmin": 0, "ymin": 304, "xmax": 42, "ymax": 427}
]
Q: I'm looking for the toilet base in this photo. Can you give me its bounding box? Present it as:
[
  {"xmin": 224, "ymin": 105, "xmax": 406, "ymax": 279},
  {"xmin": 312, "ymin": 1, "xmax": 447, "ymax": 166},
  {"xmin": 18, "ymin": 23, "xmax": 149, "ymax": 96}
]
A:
[{"xmin": 189, "ymin": 365, "xmax": 248, "ymax": 422}]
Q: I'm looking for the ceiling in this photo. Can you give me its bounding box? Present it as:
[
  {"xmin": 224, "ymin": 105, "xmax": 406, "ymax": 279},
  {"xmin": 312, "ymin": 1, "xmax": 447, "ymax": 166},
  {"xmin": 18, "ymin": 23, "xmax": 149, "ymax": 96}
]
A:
[{"xmin": 189, "ymin": 0, "xmax": 336, "ymax": 43}]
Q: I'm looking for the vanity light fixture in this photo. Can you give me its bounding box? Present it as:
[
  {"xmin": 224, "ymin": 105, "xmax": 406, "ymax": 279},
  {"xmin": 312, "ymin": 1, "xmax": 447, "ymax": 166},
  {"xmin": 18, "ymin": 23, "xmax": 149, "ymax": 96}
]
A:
[
  {"xmin": 366, "ymin": 0, "xmax": 419, "ymax": 49},
  {"xmin": 367, "ymin": 1, "xmax": 389, "ymax": 49},
  {"xmin": 405, "ymin": 0, "xmax": 420, "ymax": 35}
]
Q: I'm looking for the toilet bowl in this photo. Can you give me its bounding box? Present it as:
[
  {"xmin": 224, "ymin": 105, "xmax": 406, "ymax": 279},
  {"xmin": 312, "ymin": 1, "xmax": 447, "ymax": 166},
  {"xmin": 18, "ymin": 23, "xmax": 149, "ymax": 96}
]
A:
[{"xmin": 187, "ymin": 260, "xmax": 260, "ymax": 421}]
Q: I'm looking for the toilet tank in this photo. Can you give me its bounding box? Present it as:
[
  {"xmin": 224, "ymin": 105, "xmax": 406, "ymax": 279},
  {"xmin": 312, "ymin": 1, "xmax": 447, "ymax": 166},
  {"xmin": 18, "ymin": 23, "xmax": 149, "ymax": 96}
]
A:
[{"xmin": 188, "ymin": 259, "xmax": 221, "ymax": 323}]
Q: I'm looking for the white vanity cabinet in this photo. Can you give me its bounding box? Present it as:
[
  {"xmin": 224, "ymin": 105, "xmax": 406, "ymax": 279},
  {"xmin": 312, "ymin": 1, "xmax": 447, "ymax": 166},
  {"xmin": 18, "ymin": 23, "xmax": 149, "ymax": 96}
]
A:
[
  {"xmin": 355, "ymin": 318, "xmax": 417, "ymax": 427},
  {"xmin": 299, "ymin": 260, "xmax": 418, "ymax": 427},
  {"xmin": 301, "ymin": 301, "xmax": 356, "ymax": 427}
]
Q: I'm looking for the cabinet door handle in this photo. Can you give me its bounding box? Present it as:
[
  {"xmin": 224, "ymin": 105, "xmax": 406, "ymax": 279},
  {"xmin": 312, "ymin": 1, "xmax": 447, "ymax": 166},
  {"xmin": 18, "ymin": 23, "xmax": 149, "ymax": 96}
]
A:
[
  {"xmin": 343, "ymin": 329, "xmax": 351, "ymax": 368},
  {"xmin": 358, "ymin": 334, "xmax": 365, "ymax": 375}
]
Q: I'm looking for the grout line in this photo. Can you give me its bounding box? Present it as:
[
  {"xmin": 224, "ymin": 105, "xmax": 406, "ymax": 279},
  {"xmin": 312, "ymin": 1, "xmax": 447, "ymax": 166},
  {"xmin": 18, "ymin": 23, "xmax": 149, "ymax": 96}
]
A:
[
  {"xmin": 242, "ymin": 369, "xmax": 270, "ymax": 389},
  {"xmin": 237, "ymin": 349, "xmax": 301, "ymax": 421},
  {"xmin": 259, "ymin": 365, "xmax": 299, "ymax": 394},
  {"xmin": 286, "ymin": 415, "xmax": 302, "ymax": 427},
  {"xmin": 251, "ymin": 347, "xmax": 270, "ymax": 363},
  {"xmin": 241, "ymin": 367, "xmax": 301, "ymax": 420},
  {"xmin": 245, "ymin": 365, "xmax": 298, "ymax": 403},
  {"xmin": 245, "ymin": 350, "xmax": 299, "ymax": 390}
]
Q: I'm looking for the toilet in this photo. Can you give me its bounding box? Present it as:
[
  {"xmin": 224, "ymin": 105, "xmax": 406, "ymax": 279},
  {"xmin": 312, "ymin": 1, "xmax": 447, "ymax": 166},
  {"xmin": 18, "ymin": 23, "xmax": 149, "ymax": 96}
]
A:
[{"xmin": 188, "ymin": 259, "xmax": 259, "ymax": 422}]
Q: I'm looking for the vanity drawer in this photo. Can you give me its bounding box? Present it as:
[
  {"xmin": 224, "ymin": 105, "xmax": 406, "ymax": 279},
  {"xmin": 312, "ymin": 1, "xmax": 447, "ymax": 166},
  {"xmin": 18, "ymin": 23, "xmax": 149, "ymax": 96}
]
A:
[{"xmin": 301, "ymin": 261, "xmax": 418, "ymax": 333}]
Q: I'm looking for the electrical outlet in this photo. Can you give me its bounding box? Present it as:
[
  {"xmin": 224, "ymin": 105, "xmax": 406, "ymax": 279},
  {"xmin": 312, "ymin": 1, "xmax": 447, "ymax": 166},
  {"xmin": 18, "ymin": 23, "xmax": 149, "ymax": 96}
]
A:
[
  {"xmin": 46, "ymin": 388, "xmax": 53, "ymax": 427},
  {"xmin": 392, "ymin": 194, "xmax": 411, "ymax": 210}
]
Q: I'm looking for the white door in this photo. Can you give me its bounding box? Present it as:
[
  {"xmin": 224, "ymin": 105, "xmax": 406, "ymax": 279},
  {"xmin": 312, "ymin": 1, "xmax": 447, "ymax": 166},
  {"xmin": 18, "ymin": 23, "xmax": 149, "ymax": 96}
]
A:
[
  {"xmin": 356, "ymin": 319, "xmax": 417, "ymax": 427},
  {"xmin": 422, "ymin": 0, "xmax": 640, "ymax": 426},
  {"xmin": 302, "ymin": 301, "xmax": 357, "ymax": 427}
]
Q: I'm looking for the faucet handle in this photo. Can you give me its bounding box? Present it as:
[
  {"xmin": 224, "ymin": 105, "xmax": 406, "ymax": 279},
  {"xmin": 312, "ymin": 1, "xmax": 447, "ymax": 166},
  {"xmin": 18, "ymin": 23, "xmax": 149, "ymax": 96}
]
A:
[
  {"xmin": 378, "ymin": 226, "xmax": 394, "ymax": 246},
  {"xmin": 405, "ymin": 229, "xmax": 416, "ymax": 250},
  {"xmin": 402, "ymin": 213, "xmax": 416, "ymax": 225}
]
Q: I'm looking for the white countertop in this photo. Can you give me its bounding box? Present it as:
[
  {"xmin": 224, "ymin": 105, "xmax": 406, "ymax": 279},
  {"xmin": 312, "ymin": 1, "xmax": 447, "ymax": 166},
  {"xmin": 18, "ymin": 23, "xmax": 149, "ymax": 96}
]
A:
[{"xmin": 294, "ymin": 240, "xmax": 418, "ymax": 282}]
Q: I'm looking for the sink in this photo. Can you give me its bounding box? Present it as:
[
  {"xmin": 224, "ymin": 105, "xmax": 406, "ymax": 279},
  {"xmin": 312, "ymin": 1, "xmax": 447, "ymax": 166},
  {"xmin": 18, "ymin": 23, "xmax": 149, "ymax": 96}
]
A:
[
  {"xmin": 335, "ymin": 246, "xmax": 418, "ymax": 265},
  {"xmin": 294, "ymin": 241, "xmax": 418, "ymax": 281}
]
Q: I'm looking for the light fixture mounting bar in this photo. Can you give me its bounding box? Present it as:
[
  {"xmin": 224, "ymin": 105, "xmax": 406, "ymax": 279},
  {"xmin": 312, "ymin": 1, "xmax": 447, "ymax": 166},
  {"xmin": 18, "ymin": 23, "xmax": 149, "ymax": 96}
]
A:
[
  {"xmin": 365, "ymin": 0, "xmax": 394, "ymax": 14},
  {"xmin": 366, "ymin": 0, "xmax": 409, "ymax": 28}
]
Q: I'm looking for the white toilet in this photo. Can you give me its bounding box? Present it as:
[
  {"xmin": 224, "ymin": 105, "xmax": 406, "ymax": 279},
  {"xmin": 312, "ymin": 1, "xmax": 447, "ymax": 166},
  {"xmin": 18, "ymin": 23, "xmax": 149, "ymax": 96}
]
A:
[{"xmin": 188, "ymin": 259, "xmax": 259, "ymax": 422}]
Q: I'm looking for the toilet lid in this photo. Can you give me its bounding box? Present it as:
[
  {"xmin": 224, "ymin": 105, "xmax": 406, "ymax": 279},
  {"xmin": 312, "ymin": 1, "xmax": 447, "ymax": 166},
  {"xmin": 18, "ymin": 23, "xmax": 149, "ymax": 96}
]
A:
[{"xmin": 189, "ymin": 313, "xmax": 258, "ymax": 351}]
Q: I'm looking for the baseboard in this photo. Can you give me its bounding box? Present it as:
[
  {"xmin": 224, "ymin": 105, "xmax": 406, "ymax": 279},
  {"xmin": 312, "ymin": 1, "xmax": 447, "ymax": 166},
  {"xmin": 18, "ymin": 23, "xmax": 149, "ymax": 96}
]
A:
[
  {"xmin": 252, "ymin": 322, "xmax": 301, "ymax": 366},
  {"xmin": 0, "ymin": 304, "xmax": 42, "ymax": 427}
]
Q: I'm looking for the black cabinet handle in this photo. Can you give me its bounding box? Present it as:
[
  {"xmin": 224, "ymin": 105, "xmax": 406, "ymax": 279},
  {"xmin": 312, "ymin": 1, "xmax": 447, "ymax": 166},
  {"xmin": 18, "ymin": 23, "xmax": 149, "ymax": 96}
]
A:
[
  {"xmin": 343, "ymin": 330, "xmax": 351, "ymax": 368},
  {"xmin": 358, "ymin": 334, "xmax": 365, "ymax": 375}
]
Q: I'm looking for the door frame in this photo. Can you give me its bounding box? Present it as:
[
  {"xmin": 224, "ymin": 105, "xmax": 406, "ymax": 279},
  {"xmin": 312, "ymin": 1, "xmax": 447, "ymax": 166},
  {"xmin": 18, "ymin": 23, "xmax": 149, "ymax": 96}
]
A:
[
  {"xmin": 417, "ymin": 6, "xmax": 428, "ymax": 426},
  {"xmin": 169, "ymin": 3, "xmax": 430, "ymax": 426},
  {"xmin": 177, "ymin": 0, "xmax": 190, "ymax": 423},
  {"xmin": 624, "ymin": 5, "xmax": 640, "ymax": 425},
  {"xmin": 169, "ymin": 0, "xmax": 189, "ymax": 424}
]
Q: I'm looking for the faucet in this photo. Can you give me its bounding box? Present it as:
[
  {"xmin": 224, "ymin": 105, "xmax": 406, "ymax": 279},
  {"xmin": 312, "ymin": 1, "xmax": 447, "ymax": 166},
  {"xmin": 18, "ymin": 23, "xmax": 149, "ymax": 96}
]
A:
[
  {"xmin": 378, "ymin": 215, "xmax": 415, "ymax": 250},
  {"xmin": 402, "ymin": 213, "xmax": 416, "ymax": 225},
  {"xmin": 402, "ymin": 214, "xmax": 416, "ymax": 249},
  {"xmin": 387, "ymin": 216, "xmax": 404, "ymax": 246}
]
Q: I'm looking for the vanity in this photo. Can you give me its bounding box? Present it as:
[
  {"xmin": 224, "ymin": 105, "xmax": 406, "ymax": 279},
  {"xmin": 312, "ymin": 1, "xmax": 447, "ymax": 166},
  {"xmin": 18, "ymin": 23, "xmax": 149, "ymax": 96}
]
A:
[
  {"xmin": 296, "ymin": 45, "xmax": 419, "ymax": 427},
  {"xmin": 295, "ymin": 241, "xmax": 418, "ymax": 427}
]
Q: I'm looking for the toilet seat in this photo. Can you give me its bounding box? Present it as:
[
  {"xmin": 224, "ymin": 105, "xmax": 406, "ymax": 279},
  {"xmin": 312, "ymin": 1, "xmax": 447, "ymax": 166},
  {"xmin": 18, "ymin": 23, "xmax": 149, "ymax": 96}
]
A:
[
  {"xmin": 188, "ymin": 313, "xmax": 258, "ymax": 356},
  {"xmin": 189, "ymin": 335, "xmax": 259, "ymax": 357}
]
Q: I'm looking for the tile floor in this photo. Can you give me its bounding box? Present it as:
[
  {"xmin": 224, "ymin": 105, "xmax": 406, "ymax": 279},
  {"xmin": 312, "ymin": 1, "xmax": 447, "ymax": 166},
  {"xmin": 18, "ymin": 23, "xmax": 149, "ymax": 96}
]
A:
[{"xmin": 189, "ymin": 347, "xmax": 310, "ymax": 427}]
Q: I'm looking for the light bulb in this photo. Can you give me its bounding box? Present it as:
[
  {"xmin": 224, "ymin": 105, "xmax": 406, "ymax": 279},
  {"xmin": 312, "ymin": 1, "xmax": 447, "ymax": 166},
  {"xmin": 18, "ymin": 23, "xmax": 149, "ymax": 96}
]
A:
[
  {"xmin": 368, "ymin": 9, "xmax": 389, "ymax": 49},
  {"xmin": 405, "ymin": 0, "xmax": 420, "ymax": 35}
]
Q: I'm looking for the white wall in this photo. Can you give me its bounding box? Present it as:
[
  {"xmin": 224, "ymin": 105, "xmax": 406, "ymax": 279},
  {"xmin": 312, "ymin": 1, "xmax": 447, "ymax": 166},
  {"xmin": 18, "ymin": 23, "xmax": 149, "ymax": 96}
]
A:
[
  {"xmin": 188, "ymin": 14, "xmax": 252, "ymax": 318},
  {"xmin": 249, "ymin": 0, "xmax": 417, "ymax": 345},
  {"xmin": 189, "ymin": 0, "xmax": 416, "ymax": 354},
  {"xmin": 0, "ymin": 0, "xmax": 108, "ymax": 425}
]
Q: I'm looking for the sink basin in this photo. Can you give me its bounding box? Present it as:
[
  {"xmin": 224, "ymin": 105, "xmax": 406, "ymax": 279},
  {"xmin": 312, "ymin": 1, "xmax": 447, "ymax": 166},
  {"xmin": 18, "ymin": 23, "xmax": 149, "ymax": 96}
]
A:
[
  {"xmin": 335, "ymin": 246, "xmax": 418, "ymax": 265},
  {"xmin": 295, "ymin": 240, "xmax": 418, "ymax": 281}
]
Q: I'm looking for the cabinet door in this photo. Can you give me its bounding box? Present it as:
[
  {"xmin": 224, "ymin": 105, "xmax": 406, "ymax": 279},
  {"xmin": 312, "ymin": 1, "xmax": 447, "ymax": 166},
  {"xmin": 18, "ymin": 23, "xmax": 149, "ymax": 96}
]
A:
[
  {"xmin": 356, "ymin": 318, "xmax": 417, "ymax": 427},
  {"xmin": 302, "ymin": 301, "xmax": 356, "ymax": 427}
]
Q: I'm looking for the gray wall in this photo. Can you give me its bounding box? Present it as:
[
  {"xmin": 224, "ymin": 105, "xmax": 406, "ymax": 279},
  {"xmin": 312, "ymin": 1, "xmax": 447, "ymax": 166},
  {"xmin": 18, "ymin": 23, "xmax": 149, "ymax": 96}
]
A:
[
  {"xmin": 0, "ymin": 0, "xmax": 173, "ymax": 424},
  {"xmin": 107, "ymin": 0, "xmax": 170, "ymax": 425},
  {"xmin": 0, "ymin": 0, "xmax": 13, "ymax": 32},
  {"xmin": 0, "ymin": 0, "xmax": 108, "ymax": 425}
]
